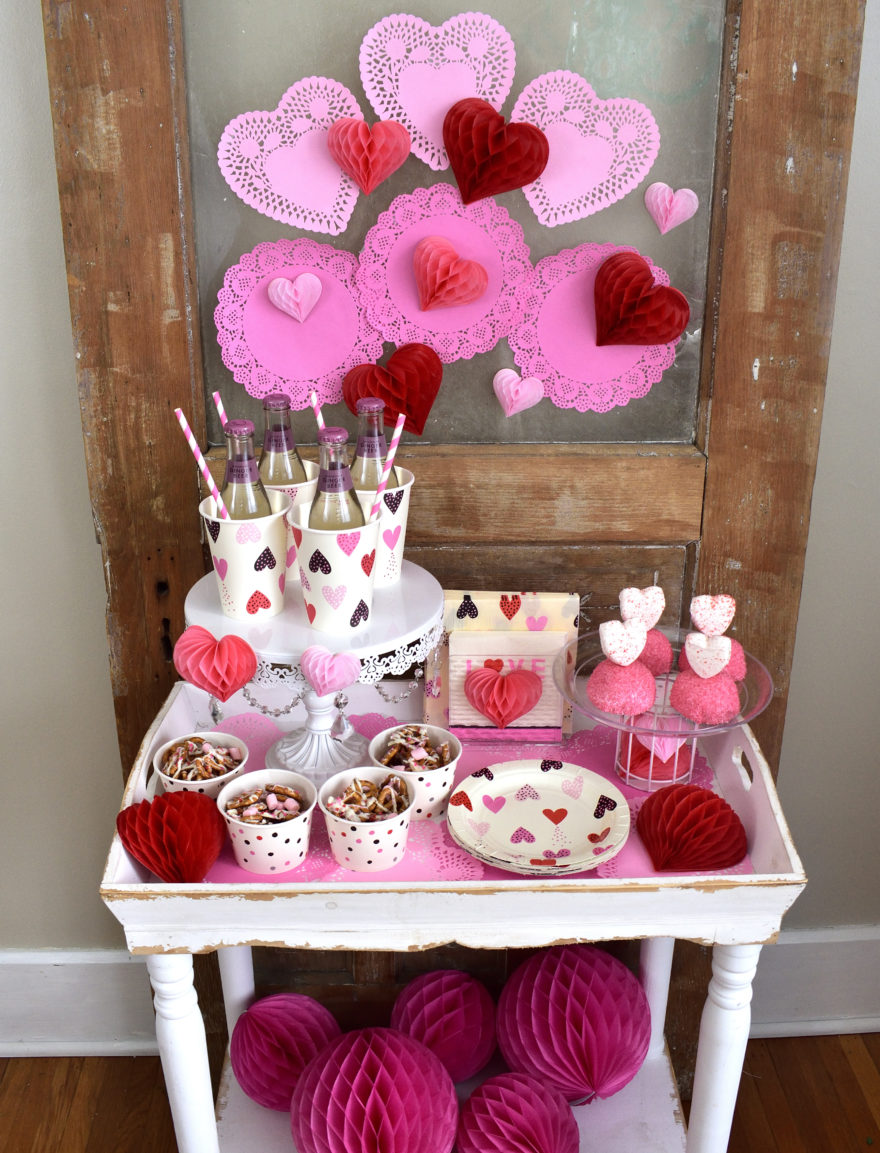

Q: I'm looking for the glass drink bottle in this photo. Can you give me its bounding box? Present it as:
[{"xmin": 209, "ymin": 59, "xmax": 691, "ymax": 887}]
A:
[
  {"xmin": 349, "ymin": 396, "xmax": 399, "ymax": 490},
  {"xmin": 258, "ymin": 393, "xmax": 307, "ymax": 485},
  {"xmin": 221, "ymin": 419, "xmax": 273, "ymax": 520},
  {"xmin": 308, "ymin": 427, "xmax": 366, "ymax": 529}
]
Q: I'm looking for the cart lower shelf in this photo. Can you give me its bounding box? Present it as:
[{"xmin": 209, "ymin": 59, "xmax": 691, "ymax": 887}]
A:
[{"xmin": 215, "ymin": 1045, "xmax": 687, "ymax": 1152}]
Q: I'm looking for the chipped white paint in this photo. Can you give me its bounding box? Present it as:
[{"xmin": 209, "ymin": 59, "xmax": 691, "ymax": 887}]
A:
[
  {"xmin": 752, "ymin": 357, "xmax": 760, "ymax": 380},
  {"xmin": 792, "ymin": 60, "xmax": 798, "ymax": 81},
  {"xmin": 785, "ymin": 156, "xmax": 796, "ymax": 175}
]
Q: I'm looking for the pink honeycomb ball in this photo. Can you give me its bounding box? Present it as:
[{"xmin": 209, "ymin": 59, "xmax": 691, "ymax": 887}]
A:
[
  {"xmin": 458, "ymin": 1072, "xmax": 579, "ymax": 1153},
  {"xmin": 229, "ymin": 992, "xmax": 341, "ymax": 1111},
  {"xmin": 390, "ymin": 968, "xmax": 496, "ymax": 1082}
]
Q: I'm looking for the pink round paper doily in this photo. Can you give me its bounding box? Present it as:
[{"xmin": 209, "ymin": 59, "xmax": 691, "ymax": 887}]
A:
[
  {"xmin": 506, "ymin": 243, "xmax": 678, "ymax": 413},
  {"xmin": 356, "ymin": 183, "xmax": 533, "ymax": 363},
  {"xmin": 214, "ymin": 238, "xmax": 385, "ymax": 407}
]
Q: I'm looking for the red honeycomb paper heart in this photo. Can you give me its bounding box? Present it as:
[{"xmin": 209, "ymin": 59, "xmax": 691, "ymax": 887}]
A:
[
  {"xmin": 173, "ymin": 625, "xmax": 257, "ymax": 703},
  {"xmin": 443, "ymin": 98, "xmax": 549, "ymax": 205},
  {"xmin": 636, "ymin": 784, "xmax": 748, "ymax": 872},
  {"xmin": 116, "ymin": 792, "xmax": 227, "ymax": 883},
  {"xmin": 412, "ymin": 235, "xmax": 489, "ymax": 311},
  {"xmin": 594, "ymin": 251, "xmax": 690, "ymax": 346},
  {"xmin": 464, "ymin": 665, "xmax": 543, "ymax": 728},
  {"xmin": 327, "ymin": 117, "xmax": 411, "ymax": 196},
  {"xmin": 343, "ymin": 342, "xmax": 443, "ymax": 435}
]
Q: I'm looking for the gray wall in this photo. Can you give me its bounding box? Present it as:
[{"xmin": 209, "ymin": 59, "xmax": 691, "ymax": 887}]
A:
[{"xmin": 0, "ymin": 3, "xmax": 875, "ymax": 953}]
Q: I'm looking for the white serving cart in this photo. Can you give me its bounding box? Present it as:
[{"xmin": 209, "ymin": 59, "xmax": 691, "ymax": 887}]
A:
[{"xmin": 101, "ymin": 671, "xmax": 805, "ymax": 1153}]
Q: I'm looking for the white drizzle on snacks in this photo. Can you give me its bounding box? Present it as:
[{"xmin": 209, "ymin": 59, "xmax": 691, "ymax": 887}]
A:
[
  {"xmin": 326, "ymin": 775, "xmax": 408, "ymax": 822},
  {"xmin": 225, "ymin": 784, "xmax": 305, "ymax": 824},
  {"xmin": 160, "ymin": 736, "xmax": 243, "ymax": 781},
  {"xmin": 379, "ymin": 724, "xmax": 451, "ymax": 772}
]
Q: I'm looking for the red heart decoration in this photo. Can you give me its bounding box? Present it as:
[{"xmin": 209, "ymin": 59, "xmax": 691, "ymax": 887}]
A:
[
  {"xmin": 343, "ymin": 343, "xmax": 443, "ymax": 436},
  {"xmin": 499, "ymin": 594, "xmax": 521, "ymax": 620},
  {"xmin": 464, "ymin": 666, "xmax": 543, "ymax": 728},
  {"xmin": 484, "ymin": 659, "xmax": 504, "ymax": 672},
  {"xmin": 360, "ymin": 549, "xmax": 375, "ymax": 576},
  {"xmin": 246, "ymin": 590, "xmax": 272, "ymax": 615},
  {"xmin": 305, "ymin": 602, "xmax": 316, "ymax": 624},
  {"xmin": 412, "ymin": 236, "xmax": 488, "ymax": 311},
  {"xmin": 327, "ymin": 117, "xmax": 411, "ymax": 196},
  {"xmin": 116, "ymin": 792, "xmax": 227, "ymax": 882},
  {"xmin": 443, "ymin": 98, "xmax": 549, "ymax": 205},
  {"xmin": 449, "ymin": 791, "xmax": 473, "ymax": 811},
  {"xmin": 542, "ymin": 808, "xmax": 567, "ymax": 826},
  {"xmin": 594, "ymin": 251, "xmax": 690, "ymax": 346},
  {"xmin": 636, "ymin": 784, "xmax": 748, "ymax": 872},
  {"xmin": 173, "ymin": 625, "xmax": 257, "ymax": 703}
]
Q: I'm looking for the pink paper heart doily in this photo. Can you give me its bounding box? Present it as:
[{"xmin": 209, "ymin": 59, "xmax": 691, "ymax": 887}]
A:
[
  {"xmin": 359, "ymin": 12, "xmax": 516, "ymax": 172},
  {"xmin": 215, "ymin": 238, "xmax": 385, "ymax": 407},
  {"xmin": 356, "ymin": 183, "xmax": 533, "ymax": 364},
  {"xmin": 217, "ymin": 77, "xmax": 363, "ymax": 236},
  {"xmin": 506, "ymin": 243, "xmax": 678, "ymax": 413},
  {"xmin": 511, "ymin": 71, "xmax": 660, "ymax": 227}
]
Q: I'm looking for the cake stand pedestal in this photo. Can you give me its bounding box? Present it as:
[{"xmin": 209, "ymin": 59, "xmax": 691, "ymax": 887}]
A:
[{"xmin": 184, "ymin": 561, "xmax": 445, "ymax": 785}]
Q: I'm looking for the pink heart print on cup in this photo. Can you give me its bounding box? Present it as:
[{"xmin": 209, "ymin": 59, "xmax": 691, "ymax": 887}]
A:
[
  {"xmin": 511, "ymin": 70, "xmax": 660, "ymax": 227},
  {"xmin": 235, "ymin": 523, "xmax": 261, "ymax": 544},
  {"xmin": 267, "ymin": 273, "xmax": 322, "ymax": 323},
  {"xmin": 690, "ymin": 594, "xmax": 736, "ymax": 636},
  {"xmin": 359, "ymin": 12, "xmax": 516, "ymax": 171},
  {"xmin": 644, "ymin": 182, "xmax": 699, "ymax": 235},
  {"xmin": 299, "ymin": 645, "xmax": 362, "ymax": 697},
  {"xmin": 217, "ymin": 77, "xmax": 363, "ymax": 235},
  {"xmin": 619, "ymin": 586, "xmax": 665, "ymax": 630},
  {"xmin": 492, "ymin": 369, "xmax": 544, "ymax": 417},
  {"xmin": 684, "ymin": 632, "xmax": 733, "ymax": 679},
  {"xmin": 336, "ymin": 531, "xmax": 361, "ymax": 557},
  {"xmin": 383, "ymin": 525, "xmax": 401, "ymax": 550},
  {"xmin": 321, "ymin": 585, "xmax": 347, "ymax": 610},
  {"xmin": 599, "ymin": 619, "xmax": 648, "ymax": 666}
]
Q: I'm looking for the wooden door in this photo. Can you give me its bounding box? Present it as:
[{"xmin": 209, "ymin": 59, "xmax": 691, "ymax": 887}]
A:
[{"xmin": 43, "ymin": 0, "xmax": 865, "ymax": 1097}]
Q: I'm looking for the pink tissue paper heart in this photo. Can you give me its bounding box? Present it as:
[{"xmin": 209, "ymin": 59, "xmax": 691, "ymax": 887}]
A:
[
  {"xmin": 493, "ymin": 369, "xmax": 544, "ymax": 417},
  {"xmin": 299, "ymin": 645, "xmax": 361, "ymax": 697},
  {"xmin": 327, "ymin": 117, "xmax": 411, "ymax": 196},
  {"xmin": 645, "ymin": 182, "xmax": 699, "ymax": 234},
  {"xmin": 690, "ymin": 594, "xmax": 736, "ymax": 636},
  {"xmin": 599, "ymin": 619, "xmax": 648, "ymax": 667},
  {"xmin": 359, "ymin": 12, "xmax": 516, "ymax": 171},
  {"xmin": 619, "ymin": 585, "xmax": 665, "ymax": 629},
  {"xmin": 267, "ymin": 273, "xmax": 322, "ymax": 323},
  {"xmin": 511, "ymin": 71, "xmax": 660, "ymax": 227},
  {"xmin": 217, "ymin": 77, "xmax": 362, "ymax": 236},
  {"xmin": 633, "ymin": 713, "xmax": 689, "ymax": 763},
  {"xmin": 413, "ymin": 236, "xmax": 488, "ymax": 311},
  {"xmin": 684, "ymin": 632, "xmax": 732, "ymax": 679}
]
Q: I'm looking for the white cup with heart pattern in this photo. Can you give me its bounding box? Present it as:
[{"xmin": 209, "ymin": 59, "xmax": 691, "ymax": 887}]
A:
[
  {"xmin": 263, "ymin": 459, "xmax": 319, "ymax": 585},
  {"xmin": 292, "ymin": 507, "xmax": 380, "ymax": 635},
  {"xmin": 355, "ymin": 468, "xmax": 414, "ymax": 589},
  {"xmin": 199, "ymin": 489, "xmax": 290, "ymax": 621}
]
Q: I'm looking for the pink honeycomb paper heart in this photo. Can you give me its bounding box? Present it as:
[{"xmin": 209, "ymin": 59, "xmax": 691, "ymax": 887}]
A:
[
  {"xmin": 645, "ymin": 182, "xmax": 699, "ymax": 234},
  {"xmin": 359, "ymin": 12, "xmax": 516, "ymax": 171},
  {"xmin": 218, "ymin": 77, "xmax": 362, "ymax": 236},
  {"xmin": 300, "ymin": 644, "xmax": 361, "ymax": 697},
  {"xmin": 267, "ymin": 274, "xmax": 322, "ymax": 323},
  {"xmin": 511, "ymin": 71, "xmax": 660, "ymax": 227},
  {"xmin": 493, "ymin": 369, "xmax": 544, "ymax": 417}
]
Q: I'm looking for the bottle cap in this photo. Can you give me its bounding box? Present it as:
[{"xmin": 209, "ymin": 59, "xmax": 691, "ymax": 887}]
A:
[
  {"xmin": 226, "ymin": 419, "xmax": 255, "ymax": 437},
  {"xmin": 262, "ymin": 393, "xmax": 290, "ymax": 411},
  {"xmin": 317, "ymin": 426, "xmax": 349, "ymax": 445},
  {"xmin": 355, "ymin": 396, "xmax": 385, "ymax": 413}
]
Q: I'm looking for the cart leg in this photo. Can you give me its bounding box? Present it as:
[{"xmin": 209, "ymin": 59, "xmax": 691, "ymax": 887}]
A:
[
  {"xmin": 640, "ymin": 936, "xmax": 675, "ymax": 1058},
  {"xmin": 147, "ymin": 953, "xmax": 220, "ymax": 1153},
  {"xmin": 217, "ymin": 944, "xmax": 256, "ymax": 1038},
  {"xmin": 686, "ymin": 942, "xmax": 762, "ymax": 1153}
]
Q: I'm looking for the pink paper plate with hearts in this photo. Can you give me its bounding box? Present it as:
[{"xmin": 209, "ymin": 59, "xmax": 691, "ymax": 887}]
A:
[
  {"xmin": 511, "ymin": 71, "xmax": 660, "ymax": 227},
  {"xmin": 446, "ymin": 760, "xmax": 630, "ymax": 876},
  {"xmin": 215, "ymin": 238, "xmax": 385, "ymax": 407},
  {"xmin": 356, "ymin": 183, "xmax": 533, "ymax": 363},
  {"xmin": 218, "ymin": 77, "xmax": 362, "ymax": 236},
  {"xmin": 507, "ymin": 242, "xmax": 679, "ymax": 413}
]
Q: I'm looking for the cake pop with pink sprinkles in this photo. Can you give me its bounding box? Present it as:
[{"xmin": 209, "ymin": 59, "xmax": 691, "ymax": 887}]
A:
[
  {"xmin": 619, "ymin": 585, "xmax": 672, "ymax": 675},
  {"xmin": 587, "ymin": 619, "xmax": 656, "ymax": 715}
]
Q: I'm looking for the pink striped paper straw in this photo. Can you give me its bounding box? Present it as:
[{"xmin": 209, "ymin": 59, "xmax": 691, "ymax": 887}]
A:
[
  {"xmin": 309, "ymin": 389, "xmax": 325, "ymax": 431},
  {"xmin": 212, "ymin": 391, "xmax": 228, "ymax": 427},
  {"xmin": 174, "ymin": 408, "xmax": 229, "ymax": 519},
  {"xmin": 369, "ymin": 411, "xmax": 406, "ymax": 522}
]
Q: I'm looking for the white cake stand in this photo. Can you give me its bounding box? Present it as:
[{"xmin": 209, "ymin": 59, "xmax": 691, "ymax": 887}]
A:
[{"xmin": 184, "ymin": 562, "xmax": 445, "ymax": 785}]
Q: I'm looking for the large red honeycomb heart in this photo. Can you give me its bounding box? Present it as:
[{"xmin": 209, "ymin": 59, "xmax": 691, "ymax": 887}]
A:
[
  {"xmin": 594, "ymin": 251, "xmax": 689, "ymax": 346},
  {"xmin": 636, "ymin": 784, "xmax": 748, "ymax": 872},
  {"xmin": 343, "ymin": 343, "xmax": 443, "ymax": 435},
  {"xmin": 116, "ymin": 792, "xmax": 227, "ymax": 883},
  {"xmin": 443, "ymin": 98, "xmax": 549, "ymax": 205}
]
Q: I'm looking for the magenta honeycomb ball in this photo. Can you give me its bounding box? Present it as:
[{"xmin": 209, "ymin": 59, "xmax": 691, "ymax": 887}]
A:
[
  {"xmin": 497, "ymin": 944, "xmax": 650, "ymax": 1103},
  {"xmin": 390, "ymin": 968, "xmax": 496, "ymax": 1081},
  {"xmin": 291, "ymin": 1026, "xmax": 458, "ymax": 1153},
  {"xmin": 229, "ymin": 992, "xmax": 341, "ymax": 1111},
  {"xmin": 457, "ymin": 1072, "xmax": 579, "ymax": 1153}
]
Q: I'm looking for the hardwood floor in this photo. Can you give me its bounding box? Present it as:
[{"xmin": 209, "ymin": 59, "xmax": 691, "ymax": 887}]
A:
[{"xmin": 1, "ymin": 1034, "xmax": 878, "ymax": 1152}]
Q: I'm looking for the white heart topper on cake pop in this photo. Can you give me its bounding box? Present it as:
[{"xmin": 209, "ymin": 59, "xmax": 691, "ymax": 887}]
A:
[
  {"xmin": 619, "ymin": 586, "xmax": 665, "ymax": 630},
  {"xmin": 492, "ymin": 369, "xmax": 544, "ymax": 417},
  {"xmin": 268, "ymin": 274, "xmax": 322, "ymax": 323},
  {"xmin": 599, "ymin": 619, "xmax": 648, "ymax": 667},
  {"xmin": 684, "ymin": 633, "xmax": 732, "ymax": 679},
  {"xmin": 690, "ymin": 594, "xmax": 736, "ymax": 637},
  {"xmin": 300, "ymin": 645, "xmax": 361, "ymax": 697}
]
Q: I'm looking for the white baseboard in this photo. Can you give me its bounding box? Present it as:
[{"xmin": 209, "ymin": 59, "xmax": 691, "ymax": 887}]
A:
[
  {"xmin": 750, "ymin": 926, "xmax": 880, "ymax": 1037},
  {"xmin": 0, "ymin": 949, "xmax": 158, "ymax": 1056}
]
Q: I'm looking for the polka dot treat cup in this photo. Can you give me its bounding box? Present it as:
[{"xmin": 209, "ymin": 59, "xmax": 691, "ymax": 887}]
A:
[
  {"xmin": 292, "ymin": 507, "xmax": 380, "ymax": 635},
  {"xmin": 264, "ymin": 459, "xmax": 319, "ymax": 585},
  {"xmin": 319, "ymin": 766, "xmax": 413, "ymax": 872},
  {"xmin": 153, "ymin": 731, "xmax": 248, "ymax": 801},
  {"xmin": 368, "ymin": 724, "xmax": 462, "ymax": 820},
  {"xmin": 199, "ymin": 489, "xmax": 291, "ymax": 621},
  {"xmin": 217, "ymin": 769, "xmax": 317, "ymax": 875},
  {"xmin": 355, "ymin": 468, "xmax": 414, "ymax": 589}
]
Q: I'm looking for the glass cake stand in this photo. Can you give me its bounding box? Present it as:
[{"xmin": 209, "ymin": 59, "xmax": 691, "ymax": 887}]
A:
[
  {"xmin": 184, "ymin": 562, "xmax": 445, "ymax": 785},
  {"xmin": 553, "ymin": 629, "xmax": 774, "ymax": 791}
]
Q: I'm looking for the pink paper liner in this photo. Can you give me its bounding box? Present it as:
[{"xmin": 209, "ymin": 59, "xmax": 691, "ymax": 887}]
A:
[
  {"xmin": 230, "ymin": 993, "xmax": 341, "ymax": 1110},
  {"xmin": 290, "ymin": 1027, "xmax": 458, "ymax": 1153},
  {"xmin": 496, "ymin": 944, "xmax": 651, "ymax": 1103},
  {"xmin": 390, "ymin": 969, "xmax": 496, "ymax": 1082},
  {"xmin": 458, "ymin": 1072, "xmax": 579, "ymax": 1153}
]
